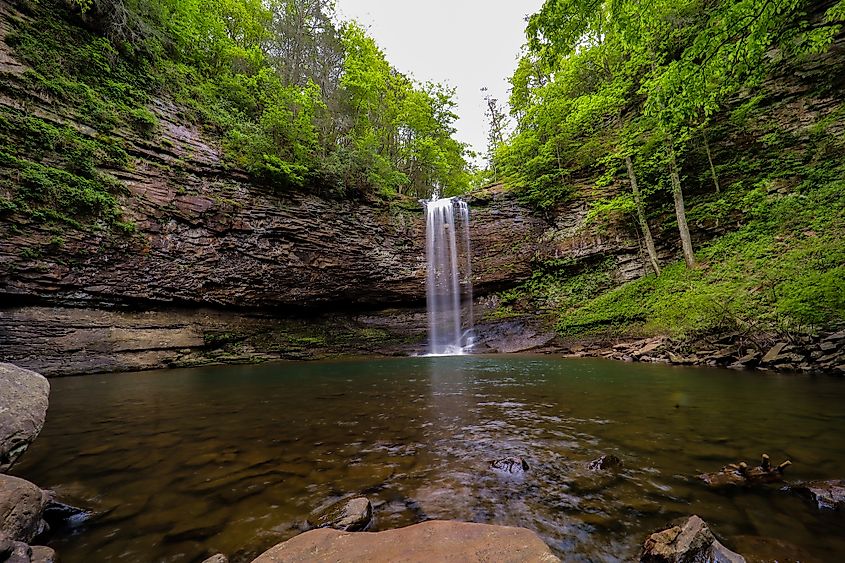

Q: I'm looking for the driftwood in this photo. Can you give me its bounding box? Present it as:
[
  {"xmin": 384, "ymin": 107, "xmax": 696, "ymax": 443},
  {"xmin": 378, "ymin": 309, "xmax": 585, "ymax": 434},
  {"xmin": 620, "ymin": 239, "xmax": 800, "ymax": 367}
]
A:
[{"xmin": 700, "ymin": 454, "xmax": 791, "ymax": 488}]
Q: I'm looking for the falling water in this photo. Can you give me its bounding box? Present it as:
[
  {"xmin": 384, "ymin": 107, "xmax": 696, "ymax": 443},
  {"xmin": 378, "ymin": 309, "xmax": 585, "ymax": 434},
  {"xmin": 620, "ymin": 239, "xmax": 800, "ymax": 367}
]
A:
[{"xmin": 424, "ymin": 197, "xmax": 474, "ymax": 355}]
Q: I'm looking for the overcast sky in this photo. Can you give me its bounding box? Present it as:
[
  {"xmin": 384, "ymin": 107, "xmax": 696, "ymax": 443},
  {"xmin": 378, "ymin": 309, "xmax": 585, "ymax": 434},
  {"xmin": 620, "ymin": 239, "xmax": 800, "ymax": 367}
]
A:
[{"xmin": 334, "ymin": 0, "xmax": 545, "ymax": 164}]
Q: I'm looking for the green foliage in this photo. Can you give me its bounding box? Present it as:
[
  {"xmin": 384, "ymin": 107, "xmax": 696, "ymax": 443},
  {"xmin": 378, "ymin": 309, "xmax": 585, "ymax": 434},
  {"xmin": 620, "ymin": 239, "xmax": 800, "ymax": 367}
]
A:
[
  {"xmin": 4, "ymin": 0, "xmax": 471, "ymax": 207},
  {"xmin": 556, "ymin": 170, "xmax": 845, "ymax": 337}
]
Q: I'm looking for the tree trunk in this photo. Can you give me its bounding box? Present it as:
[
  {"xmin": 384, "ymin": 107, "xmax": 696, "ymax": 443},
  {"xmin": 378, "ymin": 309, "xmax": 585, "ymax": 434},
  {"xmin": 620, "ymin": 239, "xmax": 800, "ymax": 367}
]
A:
[
  {"xmin": 626, "ymin": 156, "xmax": 661, "ymax": 275},
  {"xmin": 702, "ymin": 134, "xmax": 720, "ymax": 193},
  {"xmin": 667, "ymin": 144, "xmax": 696, "ymax": 267}
]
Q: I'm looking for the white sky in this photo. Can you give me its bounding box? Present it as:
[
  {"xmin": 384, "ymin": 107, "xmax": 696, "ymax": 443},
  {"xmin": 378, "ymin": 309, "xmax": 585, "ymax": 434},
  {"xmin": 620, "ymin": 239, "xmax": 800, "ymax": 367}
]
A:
[{"xmin": 334, "ymin": 0, "xmax": 545, "ymax": 165}]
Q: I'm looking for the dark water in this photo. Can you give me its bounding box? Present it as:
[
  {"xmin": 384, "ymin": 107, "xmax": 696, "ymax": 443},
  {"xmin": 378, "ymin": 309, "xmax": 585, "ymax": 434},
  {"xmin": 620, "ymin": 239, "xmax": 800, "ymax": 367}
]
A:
[{"xmin": 13, "ymin": 356, "xmax": 845, "ymax": 562}]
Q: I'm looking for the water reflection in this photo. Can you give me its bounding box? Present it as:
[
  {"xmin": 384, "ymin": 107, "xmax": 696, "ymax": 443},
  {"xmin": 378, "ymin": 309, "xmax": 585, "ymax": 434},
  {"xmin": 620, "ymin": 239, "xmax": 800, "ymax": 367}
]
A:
[{"xmin": 12, "ymin": 357, "xmax": 845, "ymax": 563}]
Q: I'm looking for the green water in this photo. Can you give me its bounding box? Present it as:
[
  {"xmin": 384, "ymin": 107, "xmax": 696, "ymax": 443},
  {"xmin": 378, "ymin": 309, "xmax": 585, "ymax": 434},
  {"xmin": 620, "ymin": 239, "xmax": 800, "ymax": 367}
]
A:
[{"xmin": 13, "ymin": 356, "xmax": 845, "ymax": 562}]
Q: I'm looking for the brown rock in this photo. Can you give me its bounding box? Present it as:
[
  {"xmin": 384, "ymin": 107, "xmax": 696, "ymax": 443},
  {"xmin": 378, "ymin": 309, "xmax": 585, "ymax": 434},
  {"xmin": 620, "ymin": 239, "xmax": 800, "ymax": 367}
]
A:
[
  {"xmin": 307, "ymin": 497, "xmax": 372, "ymax": 532},
  {"xmin": 792, "ymin": 479, "xmax": 845, "ymax": 510},
  {"xmin": 760, "ymin": 342, "xmax": 787, "ymax": 364},
  {"xmin": 29, "ymin": 545, "xmax": 57, "ymax": 563},
  {"xmin": 728, "ymin": 353, "xmax": 759, "ymax": 369},
  {"xmin": 251, "ymin": 520, "xmax": 560, "ymax": 562},
  {"xmin": 0, "ymin": 475, "xmax": 48, "ymax": 542},
  {"xmin": 640, "ymin": 515, "xmax": 744, "ymax": 563},
  {"xmin": 819, "ymin": 340, "xmax": 838, "ymax": 352},
  {"xmin": 0, "ymin": 364, "xmax": 50, "ymax": 473}
]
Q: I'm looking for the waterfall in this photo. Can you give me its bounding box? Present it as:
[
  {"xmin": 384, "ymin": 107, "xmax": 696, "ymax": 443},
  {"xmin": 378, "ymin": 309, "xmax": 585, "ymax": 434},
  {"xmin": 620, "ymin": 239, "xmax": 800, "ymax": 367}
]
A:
[{"xmin": 423, "ymin": 197, "xmax": 474, "ymax": 355}]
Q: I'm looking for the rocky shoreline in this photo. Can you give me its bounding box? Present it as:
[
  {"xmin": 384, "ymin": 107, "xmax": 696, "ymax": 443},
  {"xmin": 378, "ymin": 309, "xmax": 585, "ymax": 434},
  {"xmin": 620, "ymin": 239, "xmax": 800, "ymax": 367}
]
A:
[{"xmin": 555, "ymin": 328, "xmax": 845, "ymax": 376}]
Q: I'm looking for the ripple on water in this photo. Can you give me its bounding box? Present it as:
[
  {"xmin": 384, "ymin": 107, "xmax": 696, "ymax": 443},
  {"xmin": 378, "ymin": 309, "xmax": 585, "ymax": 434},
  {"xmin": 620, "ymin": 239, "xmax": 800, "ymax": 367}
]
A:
[{"xmin": 12, "ymin": 356, "xmax": 845, "ymax": 563}]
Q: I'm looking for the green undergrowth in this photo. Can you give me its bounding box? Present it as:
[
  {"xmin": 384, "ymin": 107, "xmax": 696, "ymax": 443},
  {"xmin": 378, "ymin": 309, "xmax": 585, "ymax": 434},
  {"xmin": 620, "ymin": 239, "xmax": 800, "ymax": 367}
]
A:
[
  {"xmin": 5, "ymin": 7, "xmax": 155, "ymax": 134},
  {"xmin": 555, "ymin": 167, "xmax": 845, "ymax": 338},
  {"xmin": 0, "ymin": 107, "xmax": 132, "ymax": 230}
]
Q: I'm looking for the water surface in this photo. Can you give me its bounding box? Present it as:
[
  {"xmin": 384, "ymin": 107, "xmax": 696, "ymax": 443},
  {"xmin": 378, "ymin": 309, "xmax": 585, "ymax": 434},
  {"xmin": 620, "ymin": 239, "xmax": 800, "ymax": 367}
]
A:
[{"xmin": 14, "ymin": 356, "xmax": 845, "ymax": 562}]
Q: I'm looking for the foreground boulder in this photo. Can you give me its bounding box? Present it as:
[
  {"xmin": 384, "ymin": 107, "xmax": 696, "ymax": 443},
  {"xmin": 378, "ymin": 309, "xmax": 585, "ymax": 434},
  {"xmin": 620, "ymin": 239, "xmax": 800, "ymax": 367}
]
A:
[
  {"xmin": 0, "ymin": 364, "xmax": 50, "ymax": 473},
  {"xmin": 641, "ymin": 515, "xmax": 744, "ymax": 563},
  {"xmin": 0, "ymin": 475, "xmax": 48, "ymax": 543},
  {"xmin": 791, "ymin": 479, "xmax": 845, "ymax": 510},
  {"xmin": 307, "ymin": 497, "xmax": 372, "ymax": 532},
  {"xmin": 252, "ymin": 520, "xmax": 560, "ymax": 562}
]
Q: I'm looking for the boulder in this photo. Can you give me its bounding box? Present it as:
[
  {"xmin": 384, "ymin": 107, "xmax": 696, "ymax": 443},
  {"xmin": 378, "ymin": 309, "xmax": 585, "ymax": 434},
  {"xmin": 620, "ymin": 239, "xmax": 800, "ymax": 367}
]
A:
[
  {"xmin": 640, "ymin": 515, "xmax": 745, "ymax": 562},
  {"xmin": 201, "ymin": 555, "xmax": 229, "ymax": 563},
  {"xmin": 791, "ymin": 479, "xmax": 845, "ymax": 510},
  {"xmin": 0, "ymin": 475, "xmax": 48, "ymax": 543},
  {"xmin": 0, "ymin": 364, "xmax": 50, "ymax": 473},
  {"xmin": 251, "ymin": 520, "xmax": 560, "ymax": 562},
  {"xmin": 307, "ymin": 497, "xmax": 372, "ymax": 532}
]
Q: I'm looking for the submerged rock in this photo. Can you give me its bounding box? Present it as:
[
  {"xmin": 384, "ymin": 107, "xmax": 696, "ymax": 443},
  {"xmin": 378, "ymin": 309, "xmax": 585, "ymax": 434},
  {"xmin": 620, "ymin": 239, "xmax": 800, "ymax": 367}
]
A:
[
  {"xmin": 791, "ymin": 479, "xmax": 845, "ymax": 510},
  {"xmin": 201, "ymin": 554, "xmax": 229, "ymax": 563},
  {"xmin": 588, "ymin": 454, "xmax": 623, "ymax": 472},
  {"xmin": 640, "ymin": 515, "xmax": 745, "ymax": 562},
  {"xmin": 0, "ymin": 364, "xmax": 50, "ymax": 473},
  {"xmin": 490, "ymin": 456, "xmax": 530, "ymax": 475},
  {"xmin": 699, "ymin": 454, "xmax": 791, "ymax": 488},
  {"xmin": 308, "ymin": 497, "xmax": 373, "ymax": 532},
  {"xmin": 251, "ymin": 520, "xmax": 560, "ymax": 562},
  {"xmin": 0, "ymin": 475, "xmax": 48, "ymax": 543}
]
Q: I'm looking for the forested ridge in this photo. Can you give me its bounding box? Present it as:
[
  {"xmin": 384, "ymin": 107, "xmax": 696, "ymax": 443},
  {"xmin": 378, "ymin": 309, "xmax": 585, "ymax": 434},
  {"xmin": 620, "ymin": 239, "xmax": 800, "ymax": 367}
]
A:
[
  {"xmin": 490, "ymin": 0, "xmax": 845, "ymax": 340},
  {"xmin": 0, "ymin": 0, "xmax": 469, "ymax": 234}
]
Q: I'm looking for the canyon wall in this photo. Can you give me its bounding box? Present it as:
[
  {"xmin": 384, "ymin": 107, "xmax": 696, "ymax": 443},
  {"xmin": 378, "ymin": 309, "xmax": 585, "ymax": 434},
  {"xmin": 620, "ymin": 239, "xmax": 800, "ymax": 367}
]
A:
[{"xmin": 0, "ymin": 1, "xmax": 660, "ymax": 375}]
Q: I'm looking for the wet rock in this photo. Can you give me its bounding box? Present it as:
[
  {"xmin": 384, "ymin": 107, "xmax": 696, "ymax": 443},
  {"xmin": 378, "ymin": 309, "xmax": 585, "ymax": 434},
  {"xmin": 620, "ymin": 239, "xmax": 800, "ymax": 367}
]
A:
[
  {"xmin": 201, "ymin": 554, "xmax": 229, "ymax": 563},
  {"xmin": 41, "ymin": 498, "xmax": 91, "ymax": 531},
  {"xmin": 0, "ymin": 364, "xmax": 50, "ymax": 473},
  {"xmin": 307, "ymin": 497, "xmax": 372, "ymax": 532},
  {"xmin": 251, "ymin": 520, "xmax": 560, "ymax": 562},
  {"xmin": 699, "ymin": 454, "xmax": 791, "ymax": 488},
  {"xmin": 29, "ymin": 545, "xmax": 57, "ymax": 563},
  {"xmin": 640, "ymin": 515, "xmax": 745, "ymax": 563},
  {"xmin": 490, "ymin": 456, "xmax": 530, "ymax": 475},
  {"xmin": 588, "ymin": 454, "xmax": 623, "ymax": 471},
  {"xmin": 0, "ymin": 475, "xmax": 48, "ymax": 543},
  {"xmin": 791, "ymin": 479, "xmax": 845, "ymax": 510}
]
